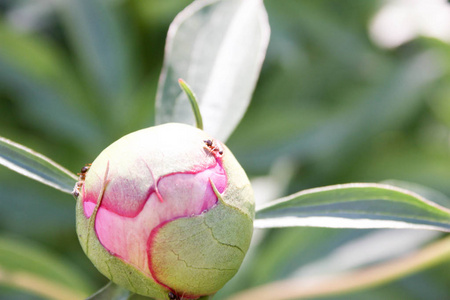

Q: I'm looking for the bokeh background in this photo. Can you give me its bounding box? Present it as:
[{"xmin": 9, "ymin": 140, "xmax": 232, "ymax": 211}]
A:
[{"xmin": 1, "ymin": 0, "xmax": 450, "ymax": 299}]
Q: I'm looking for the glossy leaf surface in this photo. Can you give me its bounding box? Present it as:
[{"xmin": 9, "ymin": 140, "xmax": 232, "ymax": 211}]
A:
[
  {"xmin": 0, "ymin": 137, "xmax": 77, "ymax": 193},
  {"xmin": 155, "ymin": 0, "xmax": 270, "ymax": 142},
  {"xmin": 255, "ymin": 183, "xmax": 450, "ymax": 232}
]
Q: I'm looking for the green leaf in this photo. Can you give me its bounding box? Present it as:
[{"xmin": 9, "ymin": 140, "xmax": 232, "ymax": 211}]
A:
[
  {"xmin": 0, "ymin": 136, "xmax": 77, "ymax": 194},
  {"xmin": 58, "ymin": 0, "xmax": 134, "ymax": 126},
  {"xmin": 227, "ymin": 236, "xmax": 450, "ymax": 300},
  {"xmin": 0, "ymin": 235, "xmax": 92, "ymax": 300},
  {"xmin": 0, "ymin": 21, "xmax": 104, "ymax": 146},
  {"xmin": 155, "ymin": 0, "xmax": 270, "ymax": 142},
  {"xmin": 381, "ymin": 180, "xmax": 450, "ymax": 209},
  {"xmin": 255, "ymin": 183, "xmax": 450, "ymax": 232},
  {"xmin": 233, "ymin": 51, "xmax": 443, "ymax": 173}
]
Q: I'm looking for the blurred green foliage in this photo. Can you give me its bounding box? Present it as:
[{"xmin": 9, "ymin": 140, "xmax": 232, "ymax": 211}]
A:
[{"xmin": 0, "ymin": 0, "xmax": 449, "ymax": 299}]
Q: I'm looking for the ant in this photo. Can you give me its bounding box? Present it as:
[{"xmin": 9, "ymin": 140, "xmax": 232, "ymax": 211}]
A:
[
  {"xmin": 168, "ymin": 290, "xmax": 188, "ymax": 300},
  {"xmin": 168, "ymin": 292, "xmax": 179, "ymax": 300},
  {"xmin": 79, "ymin": 164, "xmax": 90, "ymax": 181},
  {"xmin": 72, "ymin": 163, "xmax": 91, "ymax": 198},
  {"xmin": 203, "ymin": 139, "xmax": 223, "ymax": 156}
]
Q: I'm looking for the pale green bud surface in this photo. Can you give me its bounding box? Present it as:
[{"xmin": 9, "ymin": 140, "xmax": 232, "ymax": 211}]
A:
[{"xmin": 75, "ymin": 123, "xmax": 254, "ymax": 299}]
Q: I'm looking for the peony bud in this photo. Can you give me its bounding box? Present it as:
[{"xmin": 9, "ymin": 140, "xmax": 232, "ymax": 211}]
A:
[{"xmin": 75, "ymin": 123, "xmax": 254, "ymax": 299}]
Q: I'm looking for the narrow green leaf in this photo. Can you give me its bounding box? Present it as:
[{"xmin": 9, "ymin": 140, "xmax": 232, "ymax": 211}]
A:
[
  {"xmin": 58, "ymin": 0, "xmax": 134, "ymax": 126},
  {"xmin": 0, "ymin": 136, "xmax": 77, "ymax": 194},
  {"xmin": 0, "ymin": 235, "xmax": 92, "ymax": 300},
  {"xmin": 155, "ymin": 0, "xmax": 270, "ymax": 142},
  {"xmin": 178, "ymin": 79, "xmax": 203, "ymax": 130},
  {"xmin": 60, "ymin": 0, "xmax": 131, "ymax": 95},
  {"xmin": 255, "ymin": 183, "xmax": 450, "ymax": 232},
  {"xmin": 382, "ymin": 180, "xmax": 450, "ymax": 209},
  {"xmin": 0, "ymin": 22, "xmax": 104, "ymax": 146},
  {"xmin": 228, "ymin": 236, "xmax": 450, "ymax": 300},
  {"xmin": 235, "ymin": 53, "xmax": 443, "ymax": 172}
]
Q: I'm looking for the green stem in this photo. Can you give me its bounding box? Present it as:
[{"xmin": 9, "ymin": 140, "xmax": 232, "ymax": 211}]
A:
[
  {"xmin": 178, "ymin": 79, "xmax": 203, "ymax": 130},
  {"xmin": 227, "ymin": 235, "xmax": 450, "ymax": 300}
]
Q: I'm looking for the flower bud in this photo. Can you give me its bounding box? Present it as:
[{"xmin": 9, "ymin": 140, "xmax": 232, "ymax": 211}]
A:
[{"xmin": 75, "ymin": 123, "xmax": 254, "ymax": 299}]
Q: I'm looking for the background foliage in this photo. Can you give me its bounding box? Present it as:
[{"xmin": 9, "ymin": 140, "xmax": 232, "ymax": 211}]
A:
[{"xmin": 0, "ymin": 0, "xmax": 449, "ymax": 299}]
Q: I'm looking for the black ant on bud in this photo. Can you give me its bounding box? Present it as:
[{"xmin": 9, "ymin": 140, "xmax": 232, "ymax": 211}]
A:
[
  {"xmin": 72, "ymin": 163, "xmax": 91, "ymax": 198},
  {"xmin": 170, "ymin": 291, "xmax": 190, "ymax": 300},
  {"xmin": 168, "ymin": 290, "xmax": 188, "ymax": 300},
  {"xmin": 168, "ymin": 291, "xmax": 179, "ymax": 300},
  {"xmin": 204, "ymin": 139, "xmax": 223, "ymax": 156}
]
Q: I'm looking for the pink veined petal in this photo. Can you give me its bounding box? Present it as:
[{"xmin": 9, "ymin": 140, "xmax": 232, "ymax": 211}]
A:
[{"xmin": 84, "ymin": 161, "xmax": 227, "ymax": 275}]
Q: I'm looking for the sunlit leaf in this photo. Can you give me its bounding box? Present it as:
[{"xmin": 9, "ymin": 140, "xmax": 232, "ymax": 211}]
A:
[
  {"xmin": 382, "ymin": 180, "xmax": 450, "ymax": 209},
  {"xmin": 0, "ymin": 136, "xmax": 77, "ymax": 194},
  {"xmin": 255, "ymin": 183, "xmax": 450, "ymax": 232},
  {"xmin": 155, "ymin": 0, "xmax": 270, "ymax": 142},
  {"xmin": 0, "ymin": 235, "xmax": 91, "ymax": 300}
]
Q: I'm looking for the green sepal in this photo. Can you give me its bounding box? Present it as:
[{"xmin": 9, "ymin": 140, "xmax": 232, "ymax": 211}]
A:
[
  {"xmin": 150, "ymin": 200, "xmax": 253, "ymax": 297},
  {"xmin": 218, "ymin": 144, "xmax": 255, "ymax": 219},
  {"xmin": 76, "ymin": 199, "xmax": 168, "ymax": 299},
  {"xmin": 178, "ymin": 79, "xmax": 203, "ymax": 130}
]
